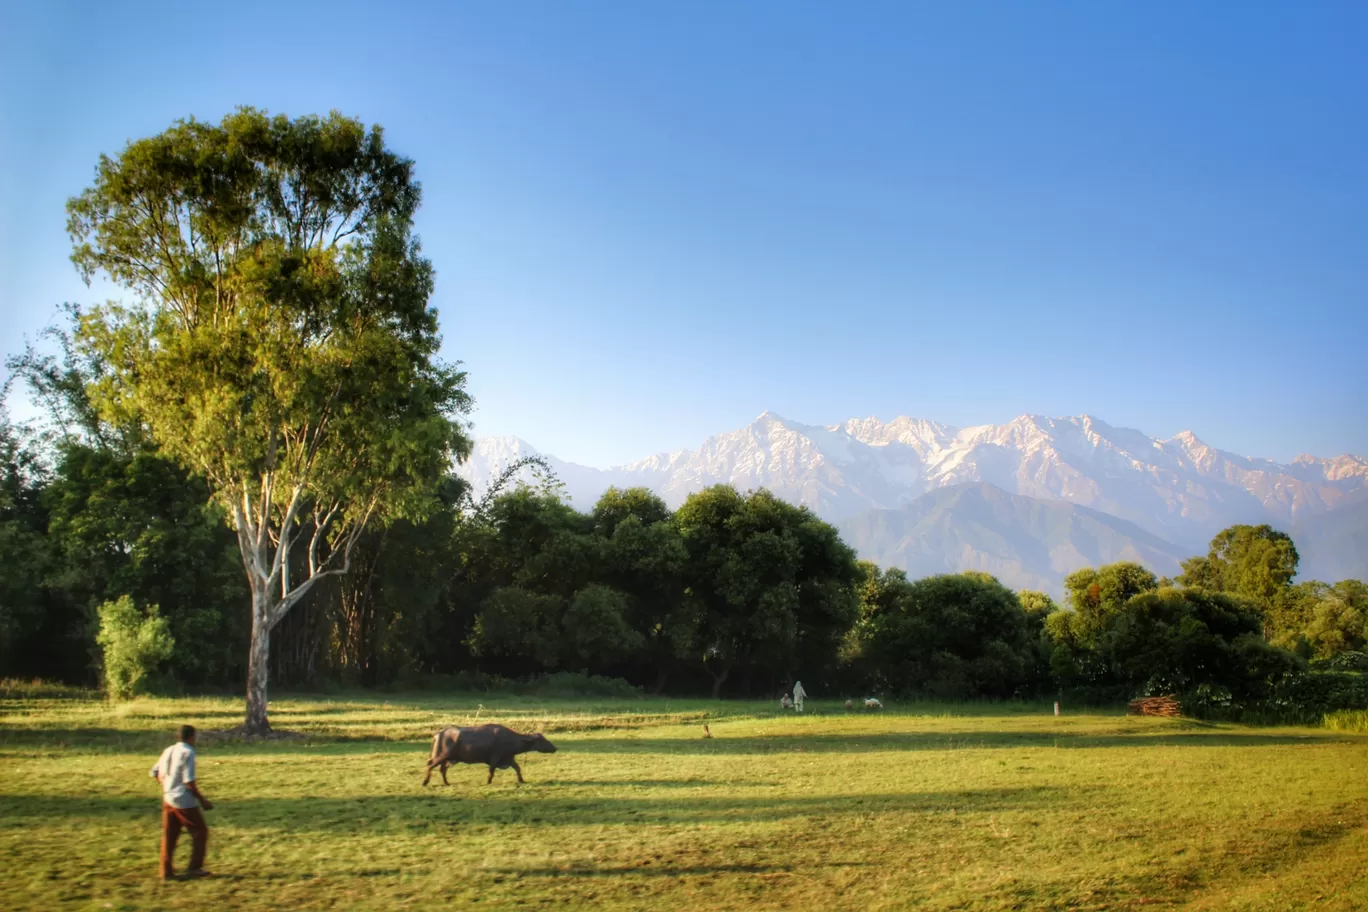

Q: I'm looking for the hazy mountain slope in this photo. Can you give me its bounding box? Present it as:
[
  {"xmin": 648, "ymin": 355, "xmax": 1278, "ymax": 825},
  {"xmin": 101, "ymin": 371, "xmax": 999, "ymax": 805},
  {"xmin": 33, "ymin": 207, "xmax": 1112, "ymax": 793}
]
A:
[
  {"xmin": 453, "ymin": 412, "xmax": 1368, "ymax": 591},
  {"xmin": 459, "ymin": 436, "xmax": 622, "ymax": 509},
  {"xmin": 837, "ymin": 483, "xmax": 1191, "ymax": 597},
  {"xmin": 1292, "ymin": 493, "xmax": 1368, "ymax": 584}
]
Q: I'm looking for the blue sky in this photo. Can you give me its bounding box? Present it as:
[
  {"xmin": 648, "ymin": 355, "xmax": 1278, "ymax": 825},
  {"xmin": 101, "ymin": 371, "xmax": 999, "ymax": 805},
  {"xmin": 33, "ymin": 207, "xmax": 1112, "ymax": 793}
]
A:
[{"xmin": 2, "ymin": 1, "xmax": 1365, "ymax": 467}]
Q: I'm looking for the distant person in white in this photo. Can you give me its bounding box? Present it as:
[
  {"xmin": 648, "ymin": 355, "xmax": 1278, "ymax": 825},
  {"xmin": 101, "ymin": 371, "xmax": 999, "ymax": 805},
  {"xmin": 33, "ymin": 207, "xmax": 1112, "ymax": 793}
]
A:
[
  {"xmin": 792, "ymin": 680, "xmax": 807, "ymax": 712},
  {"xmin": 150, "ymin": 724, "xmax": 213, "ymax": 880}
]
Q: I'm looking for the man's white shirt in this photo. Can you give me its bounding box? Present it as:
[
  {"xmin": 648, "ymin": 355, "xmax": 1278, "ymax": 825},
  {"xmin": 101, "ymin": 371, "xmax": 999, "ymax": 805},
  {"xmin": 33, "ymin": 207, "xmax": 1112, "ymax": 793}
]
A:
[{"xmin": 150, "ymin": 742, "xmax": 198, "ymax": 809}]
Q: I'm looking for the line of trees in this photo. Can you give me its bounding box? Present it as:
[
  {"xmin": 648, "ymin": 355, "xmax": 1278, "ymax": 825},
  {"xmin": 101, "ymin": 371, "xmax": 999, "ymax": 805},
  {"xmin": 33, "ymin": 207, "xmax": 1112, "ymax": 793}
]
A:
[
  {"xmin": 4, "ymin": 355, "xmax": 1365, "ymax": 712},
  {"xmin": 1, "ymin": 108, "xmax": 1364, "ymax": 724}
]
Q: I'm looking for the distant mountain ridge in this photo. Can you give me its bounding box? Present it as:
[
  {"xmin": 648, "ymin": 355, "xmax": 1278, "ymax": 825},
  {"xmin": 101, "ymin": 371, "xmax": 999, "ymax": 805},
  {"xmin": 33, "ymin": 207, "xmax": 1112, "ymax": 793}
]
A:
[
  {"xmin": 456, "ymin": 412, "xmax": 1368, "ymax": 592},
  {"xmin": 837, "ymin": 483, "xmax": 1192, "ymax": 598}
]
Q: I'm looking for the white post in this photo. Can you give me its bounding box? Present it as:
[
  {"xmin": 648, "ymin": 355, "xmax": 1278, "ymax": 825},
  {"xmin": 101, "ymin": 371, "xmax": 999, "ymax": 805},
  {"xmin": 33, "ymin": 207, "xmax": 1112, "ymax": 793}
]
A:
[{"xmin": 1053, "ymin": 701, "xmax": 1060, "ymax": 716}]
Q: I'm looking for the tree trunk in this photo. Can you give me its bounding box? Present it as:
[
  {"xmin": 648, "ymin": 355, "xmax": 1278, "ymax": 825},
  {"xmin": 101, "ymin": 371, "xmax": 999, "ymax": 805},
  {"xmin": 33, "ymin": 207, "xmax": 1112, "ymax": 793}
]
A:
[
  {"xmin": 245, "ymin": 586, "xmax": 272, "ymax": 734},
  {"xmin": 709, "ymin": 666, "xmax": 730, "ymax": 699},
  {"xmin": 652, "ymin": 666, "xmax": 670, "ymax": 695}
]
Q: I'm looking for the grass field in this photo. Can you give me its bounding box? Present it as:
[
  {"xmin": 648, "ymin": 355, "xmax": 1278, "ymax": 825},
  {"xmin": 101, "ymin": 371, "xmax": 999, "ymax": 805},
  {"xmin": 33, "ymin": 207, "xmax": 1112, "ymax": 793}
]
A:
[{"xmin": 2, "ymin": 690, "xmax": 1367, "ymax": 911}]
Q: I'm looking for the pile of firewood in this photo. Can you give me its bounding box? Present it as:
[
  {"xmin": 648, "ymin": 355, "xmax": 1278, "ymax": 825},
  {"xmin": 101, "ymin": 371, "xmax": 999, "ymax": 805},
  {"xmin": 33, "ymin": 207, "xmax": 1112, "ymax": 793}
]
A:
[{"xmin": 1127, "ymin": 695, "xmax": 1182, "ymax": 717}]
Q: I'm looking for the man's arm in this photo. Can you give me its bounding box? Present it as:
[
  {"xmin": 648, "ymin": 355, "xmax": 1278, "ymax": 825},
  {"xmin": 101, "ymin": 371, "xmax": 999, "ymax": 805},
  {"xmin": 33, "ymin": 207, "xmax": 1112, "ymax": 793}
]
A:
[
  {"xmin": 184, "ymin": 752, "xmax": 212, "ymax": 810},
  {"xmin": 186, "ymin": 780, "xmax": 214, "ymax": 811}
]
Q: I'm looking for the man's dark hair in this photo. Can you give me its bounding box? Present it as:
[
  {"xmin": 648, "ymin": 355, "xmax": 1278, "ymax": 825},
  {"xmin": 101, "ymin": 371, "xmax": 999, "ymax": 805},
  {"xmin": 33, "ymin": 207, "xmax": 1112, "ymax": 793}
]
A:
[{"xmin": 180, "ymin": 724, "xmax": 196, "ymax": 742}]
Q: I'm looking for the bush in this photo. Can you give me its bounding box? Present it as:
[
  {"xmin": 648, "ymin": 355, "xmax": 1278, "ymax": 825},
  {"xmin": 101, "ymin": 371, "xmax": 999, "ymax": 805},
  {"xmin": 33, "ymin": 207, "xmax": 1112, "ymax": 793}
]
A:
[
  {"xmin": 522, "ymin": 671, "xmax": 642, "ymax": 698},
  {"xmin": 0, "ymin": 678, "xmax": 96, "ymax": 700},
  {"xmin": 1311, "ymin": 651, "xmax": 1368, "ymax": 674},
  {"xmin": 386, "ymin": 668, "xmax": 641, "ymax": 698},
  {"xmin": 1184, "ymin": 670, "xmax": 1368, "ymax": 725},
  {"xmin": 95, "ymin": 596, "xmax": 174, "ymax": 699},
  {"xmin": 1323, "ymin": 709, "xmax": 1368, "ymax": 733}
]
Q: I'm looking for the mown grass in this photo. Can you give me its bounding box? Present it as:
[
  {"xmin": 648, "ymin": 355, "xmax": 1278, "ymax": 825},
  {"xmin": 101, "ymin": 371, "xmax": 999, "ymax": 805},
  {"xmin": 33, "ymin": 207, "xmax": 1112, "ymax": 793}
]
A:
[{"xmin": 2, "ymin": 691, "xmax": 1366, "ymax": 911}]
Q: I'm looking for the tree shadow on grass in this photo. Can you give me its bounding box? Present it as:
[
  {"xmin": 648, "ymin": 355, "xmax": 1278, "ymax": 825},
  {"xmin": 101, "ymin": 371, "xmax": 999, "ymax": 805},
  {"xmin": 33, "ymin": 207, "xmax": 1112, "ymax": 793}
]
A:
[
  {"xmin": 0, "ymin": 785, "xmax": 1088, "ymax": 830},
  {"xmin": 0, "ymin": 727, "xmax": 172, "ymax": 752},
  {"xmin": 479, "ymin": 861, "xmax": 873, "ymax": 878},
  {"xmin": 0, "ymin": 724, "xmax": 1348, "ymax": 756},
  {"xmin": 546, "ymin": 779, "xmax": 725, "ymax": 788},
  {"xmin": 556, "ymin": 729, "xmax": 1339, "ymax": 755}
]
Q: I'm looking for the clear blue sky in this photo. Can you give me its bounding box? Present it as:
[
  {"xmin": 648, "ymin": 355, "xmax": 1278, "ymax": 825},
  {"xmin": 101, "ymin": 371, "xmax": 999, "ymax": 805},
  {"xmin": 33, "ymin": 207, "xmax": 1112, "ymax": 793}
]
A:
[{"xmin": 2, "ymin": 1, "xmax": 1365, "ymax": 467}]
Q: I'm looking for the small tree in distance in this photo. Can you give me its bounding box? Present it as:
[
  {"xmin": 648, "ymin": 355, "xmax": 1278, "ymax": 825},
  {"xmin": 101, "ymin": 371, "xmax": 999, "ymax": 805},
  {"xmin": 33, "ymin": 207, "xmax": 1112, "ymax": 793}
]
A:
[
  {"xmin": 96, "ymin": 596, "xmax": 175, "ymax": 699},
  {"xmin": 67, "ymin": 108, "xmax": 472, "ymax": 733}
]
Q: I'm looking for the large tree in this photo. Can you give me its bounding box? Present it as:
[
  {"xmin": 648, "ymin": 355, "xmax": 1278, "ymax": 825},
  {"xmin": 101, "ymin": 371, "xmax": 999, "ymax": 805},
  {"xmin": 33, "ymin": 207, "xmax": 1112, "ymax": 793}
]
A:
[
  {"xmin": 1178, "ymin": 524, "xmax": 1299, "ymax": 618},
  {"xmin": 593, "ymin": 488, "xmax": 695, "ymax": 692},
  {"xmin": 674, "ymin": 486, "xmax": 860, "ymax": 697},
  {"xmin": 67, "ymin": 108, "xmax": 472, "ymax": 732},
  {"xmin": 855, "ymin": 570, "xmax": 1035, "ymax": 698}
]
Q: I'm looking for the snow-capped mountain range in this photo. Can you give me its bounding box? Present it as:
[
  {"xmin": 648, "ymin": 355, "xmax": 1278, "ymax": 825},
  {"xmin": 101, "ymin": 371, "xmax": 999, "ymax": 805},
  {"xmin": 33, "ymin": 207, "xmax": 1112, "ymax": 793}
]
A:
[{"xmin": 456, "ymin": 412, "xmax": 1368, "ymax": 594}]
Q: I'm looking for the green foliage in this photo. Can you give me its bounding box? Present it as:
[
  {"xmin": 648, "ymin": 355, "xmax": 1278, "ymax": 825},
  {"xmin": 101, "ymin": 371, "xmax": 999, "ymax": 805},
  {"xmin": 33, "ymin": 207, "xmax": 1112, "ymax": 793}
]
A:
[
  {"xmin": 64, "ymin": 108, "xmax": 474, "ymax": 729},
  {"xmin": 1312, "ymin": 650, "xmax": 1368, "ymax": 673},
  {"xmin": 0, "ymin": 410, "xmax": 56, "ymax": 677},
  {"xmin": 1178, "ymin": 524, "xmax": 1299, "ymax": 616},
  {"xmin": 1097, "ymin": 587, "xmax": 1274, "ymax": 696},
  {"xmin": 468, "ymin": 587, "xmax": 566, "ymax": 668},
  {"xmin": 0, "ymin": 679, "xmax": 95, "ymax": 700},
  {"xmin": 1323, "ymin": 709, "xmax": 1368, "ymax": 732},
  {"xmin": 1301, "ymin": 582, "xmax": 1368, "ymax": 657},
  {"xmin": 592, "ymin": 486, "xmax": 672, "ymax": 534},
  {"xmin": 562, "ymin": 584, "xmax": 644, "ymax": 666},
  {"xmin": 674, "ymin": 486, "xmax": 860, "ymax": 695},
  {"xmin": 1018, "ymin": 590, "xmax": 1060, "ymax": 625},
  {"xmin": 43, "ymin": 444, "xmax": 248, "ymax": 685},
  {"xmin": 1046, "ymin": 563, "xmax": 1161, "ymax": 693},
  {"xmin": 1044, "ymin": 561, "xmax": 1305, "ymax": 704},
  {"xmin": 855, "ymin": 569, "xmax": 1036, "ymax": 698},
  {"xmin": 94, "ymin": 596, "xmax": 174, "ymax": 698},
  {"xmin": 1187, "ymin": 669, "xmax": 1368, "ymax": 725},
  {"xmin": 67, "ymin": 108, "xmax": 473, "ymax": 528}
]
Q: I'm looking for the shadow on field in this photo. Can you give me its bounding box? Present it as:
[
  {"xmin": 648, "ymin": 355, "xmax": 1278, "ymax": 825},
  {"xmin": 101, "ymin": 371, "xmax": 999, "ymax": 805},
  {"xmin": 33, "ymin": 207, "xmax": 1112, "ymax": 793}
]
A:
[
  {"xmin": 480, "ymin": 861, "xmax": 873, "ymax": 878},
  {"xmin": 0, "ymin": 785, "xmax": 1085, "ymax": 830},
  {"xmin": 0, "ymin": 727, "xmax": 168, "ymax": 751},
  {"xmin": 559, "ymin": 729, "xmax": 1332, "ymax": 755},
  {"xmin": 0, "ymin": 725, "xmax": 1338, "ymax": 756},
  {"xmin": 548, "ymin": 779, "xmax": 725, "ymax": 788}
]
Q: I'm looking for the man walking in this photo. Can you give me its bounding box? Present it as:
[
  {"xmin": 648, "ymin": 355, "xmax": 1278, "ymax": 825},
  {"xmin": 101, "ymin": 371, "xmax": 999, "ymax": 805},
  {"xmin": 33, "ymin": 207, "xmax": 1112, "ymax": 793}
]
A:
[
  {"xmin": 150, "ymin": 724, "xmax": 213, "ymax": 880},
  {"xmin": 792, "ymin": 680, "xmax": 807, "ymax": 713}
]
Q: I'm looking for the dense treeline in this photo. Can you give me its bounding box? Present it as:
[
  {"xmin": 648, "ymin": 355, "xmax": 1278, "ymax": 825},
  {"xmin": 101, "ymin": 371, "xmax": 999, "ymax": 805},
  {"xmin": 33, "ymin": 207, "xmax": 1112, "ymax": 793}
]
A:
[{"xmin": 2, "ymin": 332, "xmax": 1365, "ymax": 712}]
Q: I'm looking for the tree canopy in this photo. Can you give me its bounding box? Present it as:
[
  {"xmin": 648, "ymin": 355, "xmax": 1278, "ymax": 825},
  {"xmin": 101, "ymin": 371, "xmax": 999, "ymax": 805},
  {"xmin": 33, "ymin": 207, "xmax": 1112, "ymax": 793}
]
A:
[{"xmin": 65, "ymin": 108, "xmax": 472, "ymax": 731}]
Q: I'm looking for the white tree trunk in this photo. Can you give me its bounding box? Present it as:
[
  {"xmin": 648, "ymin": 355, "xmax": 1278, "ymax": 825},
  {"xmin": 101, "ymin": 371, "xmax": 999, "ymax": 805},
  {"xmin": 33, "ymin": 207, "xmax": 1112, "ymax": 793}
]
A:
[
  {"xmin": 232, "ymin": 489, "xmax": 372, "ymax": 735},
  {"xmin": 245, "ymin": 584, "xmax": 272, "ymax": 733}
]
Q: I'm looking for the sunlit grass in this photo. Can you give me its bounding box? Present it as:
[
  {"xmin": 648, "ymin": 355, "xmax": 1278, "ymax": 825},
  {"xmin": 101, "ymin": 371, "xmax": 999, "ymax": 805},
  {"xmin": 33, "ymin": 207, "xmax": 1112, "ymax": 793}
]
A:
[{"xmin": 2, "ymin": 691, "xmax": 1366, "ymax": 910}]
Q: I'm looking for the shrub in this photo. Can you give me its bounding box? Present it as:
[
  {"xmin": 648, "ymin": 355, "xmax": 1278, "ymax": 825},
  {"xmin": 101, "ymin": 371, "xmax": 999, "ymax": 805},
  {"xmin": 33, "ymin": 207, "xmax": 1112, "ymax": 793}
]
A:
[
  {"xmin": 1184, "ymin": 670, "xmax": 1368, "ymax": 724},
  {"xmin": 95, "ymin": 596, "xmax": 174, "ymax": 699},
  {"xmin": 0, "ymin": 679, "xmax": 96, "ymax": 700},
  {"xmin": 1323, "ymin": 709, "xmax": 1368, "ymax": 733},
  {"xmin": 522, "ymin": 671, "xmax": 642, "ymax": 698},
  {"xmin": 1311, "ymin": 651, "xmax": 1368, "ymax": 674}
]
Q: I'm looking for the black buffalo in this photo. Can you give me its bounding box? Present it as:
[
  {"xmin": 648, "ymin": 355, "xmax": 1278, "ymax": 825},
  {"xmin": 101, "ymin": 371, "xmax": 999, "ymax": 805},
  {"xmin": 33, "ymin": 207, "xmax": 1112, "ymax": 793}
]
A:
[{"xmin": 422, "ymin": 723, "xmax": 557, "ymax": 786}]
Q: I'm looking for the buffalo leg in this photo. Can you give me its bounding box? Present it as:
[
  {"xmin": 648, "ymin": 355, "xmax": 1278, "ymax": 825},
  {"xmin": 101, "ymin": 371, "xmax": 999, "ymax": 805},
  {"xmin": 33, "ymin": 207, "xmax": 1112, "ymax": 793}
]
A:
[
  {"xmin": 422, "ymin": 760, "xmax": 435, "ymax": 787},
  {"xmin": 486, "ymin": 765, "xmax": 496, "ymax": 784},
  {"xmin": 511, "ymin": 760, "xmax": 524, "ymax": 784},
  {"xmin": 439, "ymin": 762, "xmax": 450, "ymax": 785}
]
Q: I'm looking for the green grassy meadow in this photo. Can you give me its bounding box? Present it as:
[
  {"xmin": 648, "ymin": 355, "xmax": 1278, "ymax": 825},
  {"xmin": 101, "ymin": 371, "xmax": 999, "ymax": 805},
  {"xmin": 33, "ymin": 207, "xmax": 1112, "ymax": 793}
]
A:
[{"xmin": 2, "ymin": 691, "xmax": 1366, "ymax": 911}]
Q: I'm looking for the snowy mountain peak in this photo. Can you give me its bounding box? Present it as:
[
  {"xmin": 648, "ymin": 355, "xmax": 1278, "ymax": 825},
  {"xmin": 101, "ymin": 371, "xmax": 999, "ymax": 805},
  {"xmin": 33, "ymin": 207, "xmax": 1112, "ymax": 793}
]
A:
[{"xmin": 456, "ymin": 412, "xmax": 1368, "ymax": 557}]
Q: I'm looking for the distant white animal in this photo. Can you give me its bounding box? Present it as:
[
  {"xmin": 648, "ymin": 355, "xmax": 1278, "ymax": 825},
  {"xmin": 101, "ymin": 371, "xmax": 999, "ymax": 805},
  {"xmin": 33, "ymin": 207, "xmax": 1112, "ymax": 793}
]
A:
[{"xmin": 864, "ymin": 698, "xmax": 883, "ymax": 710}]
